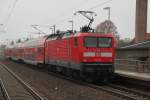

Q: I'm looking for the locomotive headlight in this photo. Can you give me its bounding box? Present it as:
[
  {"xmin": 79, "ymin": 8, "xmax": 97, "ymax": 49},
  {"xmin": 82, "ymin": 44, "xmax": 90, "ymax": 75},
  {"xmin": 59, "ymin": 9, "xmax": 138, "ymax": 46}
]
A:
[
  {"xmin": 83, "ymin": 52, "xmax": 95, "ymax": 57},
  {"xmin": 101, "ymin": 52, "xmax": 112, "ymax": 57}
]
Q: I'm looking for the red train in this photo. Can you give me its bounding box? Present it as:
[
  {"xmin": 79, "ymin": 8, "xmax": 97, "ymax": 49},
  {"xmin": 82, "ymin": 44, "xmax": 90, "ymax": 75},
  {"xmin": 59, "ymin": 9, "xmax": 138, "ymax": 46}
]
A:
[{"xmin": 5, "ymin": 31, "xmax": 115, "ymax": 81}]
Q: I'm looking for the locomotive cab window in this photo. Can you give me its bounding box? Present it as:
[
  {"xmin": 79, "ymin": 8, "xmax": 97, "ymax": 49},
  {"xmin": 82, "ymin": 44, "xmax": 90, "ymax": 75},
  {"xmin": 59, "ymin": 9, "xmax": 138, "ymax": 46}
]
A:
[
  {"xmin": 84, "ymin": 37, "xmax": 97, "ymax": 47},
  {"xmin": 84, "ymin": 37, "xmax": 112, "ymax": 48},
  {"xmin": 98, "ymin": 37, "xmax": 112, "ymax": 47}
]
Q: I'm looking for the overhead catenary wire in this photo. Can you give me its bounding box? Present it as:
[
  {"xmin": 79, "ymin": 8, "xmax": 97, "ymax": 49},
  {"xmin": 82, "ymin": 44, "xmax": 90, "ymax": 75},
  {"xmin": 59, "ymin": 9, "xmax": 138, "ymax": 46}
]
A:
[
  {"xmin": 4, "ymin": 0, "xmax": 18, "ymax": 29},
  {"xmin": 0, "ymin": 0, "xmax": 113, "ymax": 44},
  {"xmin": 46, "ymin": 0, "xmax": 90, "ymax": 27},
  {"xmin": 88, "ymin": 0, "xmax": 112, "ymax": 10},
  {"xmin": 0, "ymin": 0, "xmax": 19, "ymax": 34},
  {"xmin": 52, "ymin": 0, "xmax": 113, "ymax": 27},
  {"xmin": 31, "ymin": 0, "xmax": 113, "ymax": 33},
  {"xmin": 42, "ymin": 0, "xmax": 94, "ymax": 28},
  {"xmin": 26, "ymin": 0, "xmax": 113, "ymax": 35}
]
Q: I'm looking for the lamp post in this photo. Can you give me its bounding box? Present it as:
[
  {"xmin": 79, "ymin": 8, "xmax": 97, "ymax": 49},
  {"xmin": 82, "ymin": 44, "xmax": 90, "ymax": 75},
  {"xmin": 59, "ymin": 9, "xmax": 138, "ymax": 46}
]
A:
[
  {"xmin": 103, "ymin": 7, "xmax": 111, "ymax": 20},
  {"xmin": 50, "ymin": 25, "xmax": 55, "ymax": 34},
  {"xmin": 68, "ymin": 20, "xmax": 73, "ymax": 32},
  {"xmin": 50, "ymin": 27, "xmax": 54, "ymax": 34}
]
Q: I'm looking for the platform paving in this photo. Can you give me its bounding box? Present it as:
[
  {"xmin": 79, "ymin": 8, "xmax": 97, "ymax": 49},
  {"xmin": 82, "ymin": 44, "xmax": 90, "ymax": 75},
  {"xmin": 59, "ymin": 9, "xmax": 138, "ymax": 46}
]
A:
[{"xmin": 115, "ymin": 70, "xmax": 150, "ymax": 82}]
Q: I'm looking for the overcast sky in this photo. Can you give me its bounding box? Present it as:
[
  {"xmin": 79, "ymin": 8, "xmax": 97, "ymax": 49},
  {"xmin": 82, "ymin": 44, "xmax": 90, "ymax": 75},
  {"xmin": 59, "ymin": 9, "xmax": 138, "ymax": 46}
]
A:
[{"xmin": 0, "ymin": 0, "xmax": 149, "ymax": 44}]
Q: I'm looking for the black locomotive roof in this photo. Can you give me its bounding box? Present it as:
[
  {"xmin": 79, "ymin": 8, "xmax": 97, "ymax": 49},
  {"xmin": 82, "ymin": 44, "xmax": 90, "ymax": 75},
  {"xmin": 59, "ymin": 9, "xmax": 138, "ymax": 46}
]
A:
[{"xmin": 47, "ymin": 31, "xmax": 74, "ymax": 40}]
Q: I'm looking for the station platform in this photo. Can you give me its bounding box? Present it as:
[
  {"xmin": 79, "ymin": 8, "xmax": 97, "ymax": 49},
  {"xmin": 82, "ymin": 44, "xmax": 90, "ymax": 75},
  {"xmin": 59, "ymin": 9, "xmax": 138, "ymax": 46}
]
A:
[{"xmin": 115, "ymin": 70, "xmax": 150, "ymax": 82}]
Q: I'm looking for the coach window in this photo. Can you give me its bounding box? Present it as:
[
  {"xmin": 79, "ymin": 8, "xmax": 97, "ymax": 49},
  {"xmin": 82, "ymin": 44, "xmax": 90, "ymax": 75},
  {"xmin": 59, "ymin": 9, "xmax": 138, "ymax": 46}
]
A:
[{"xmin": 37, "ymin": 47, "xmax": 42, "ymax": 53}]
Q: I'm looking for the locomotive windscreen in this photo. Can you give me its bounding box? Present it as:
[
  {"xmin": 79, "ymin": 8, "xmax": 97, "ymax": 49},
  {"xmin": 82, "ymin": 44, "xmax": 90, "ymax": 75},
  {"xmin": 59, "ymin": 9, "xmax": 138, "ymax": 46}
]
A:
[
  {"xmin": 98, "ymin": 37, "xmax": 112, "ymax": 47},
  {"xmin": 84, "ymin": 37, "xmax": 97, "ymax": 47},
  {"xmin": 84, "ymin": 37, "xmax": 112, "ymax": 48}
]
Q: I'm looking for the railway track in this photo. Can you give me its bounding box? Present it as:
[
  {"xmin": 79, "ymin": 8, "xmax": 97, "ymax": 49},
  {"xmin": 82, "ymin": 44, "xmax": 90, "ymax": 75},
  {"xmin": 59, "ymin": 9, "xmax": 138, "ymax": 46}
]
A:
[
  {"xmin": 0, "ymin": 62, "xmax": 44, "ymax": 100},
  {"xmin": 96, "ymin": 84, "xmax": 150, "ymax": 100},
  {"xmin": 51, "ymin": 73, "xmax": 150, "ymax": 100},
  {"xmin": 106, "ymin": 83, "xmax": 150, "ymax": 100},
  {"xmin": 37, "ymin": 67, "xmax": 150, "ymax": 100},
  {"xmin": 0, "ymin": 79, "xmax": 10, "ymax": 100},
  {"xmin": 18, "ymin": 63, "xmax": 150, "ymax": 100},
  {"xmin": 2, "ymin": 61, "xmax": 150, "ymax": 100}
]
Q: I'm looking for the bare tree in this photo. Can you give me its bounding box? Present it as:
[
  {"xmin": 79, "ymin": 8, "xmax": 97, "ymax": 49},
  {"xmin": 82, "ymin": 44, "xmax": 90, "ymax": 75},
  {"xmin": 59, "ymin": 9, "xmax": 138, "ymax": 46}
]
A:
[
  {"xmin": 16, "ymin": 39, "xmax": 21, "ymax": 43},
  {"xmin": 117, "ymin": 38, "xmax": 132, "ymax": 47},
  {"xmin": 96, "ymin": 20, "xmax": 118, "ymax": 35},
  {"xmin": 10, "ymin": 41, "xmax": 14, "ymax": 45}
]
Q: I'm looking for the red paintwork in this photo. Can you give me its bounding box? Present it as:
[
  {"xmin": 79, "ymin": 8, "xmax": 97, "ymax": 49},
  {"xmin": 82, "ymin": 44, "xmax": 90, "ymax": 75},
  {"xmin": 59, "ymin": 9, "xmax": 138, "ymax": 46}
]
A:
[
  {"xmin": 45, "ymin": 33, "xmax": 115, "ymax": 65},
  {"xmin": 5, "ymin": 37, "xmax": 47, "ymax": 64},
  {"xmin": 5, "ymin": 32, "xmax": 115, "ymax": 66}
]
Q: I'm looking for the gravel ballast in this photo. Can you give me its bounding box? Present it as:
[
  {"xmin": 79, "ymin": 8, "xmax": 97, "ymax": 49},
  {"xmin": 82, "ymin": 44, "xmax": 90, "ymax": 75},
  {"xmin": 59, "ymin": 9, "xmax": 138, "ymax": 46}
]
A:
[{"xmin": 2, "ymin": 60, "xmax": 122, "ymax": 100}]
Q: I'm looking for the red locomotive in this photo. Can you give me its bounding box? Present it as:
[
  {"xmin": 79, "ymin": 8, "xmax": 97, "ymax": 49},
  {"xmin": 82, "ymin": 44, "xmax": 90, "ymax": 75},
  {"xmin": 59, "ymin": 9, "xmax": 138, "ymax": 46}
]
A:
[
  {"xmin": 5, "ymin": 31, "xmax": 115, "ymax": 81},
  {"xmin": 4, "ymin": 11, "xmax": 115, "ymax": 81}
]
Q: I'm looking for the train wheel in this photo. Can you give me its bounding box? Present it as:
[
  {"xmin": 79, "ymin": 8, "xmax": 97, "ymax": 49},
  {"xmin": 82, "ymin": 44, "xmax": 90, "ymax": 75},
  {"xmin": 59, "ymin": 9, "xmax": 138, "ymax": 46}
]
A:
[
  {"xmin": 107, "ymin": 73, "xmax": 115, "ymax": 83},
  {"xmin": 72, "ymin": 70, "xmax": 80, "ymax": 79},
  {"xmin": 84, "ymin": 75, "xmax": 93, "ymax": 83},
  {"xmin": 80, "ymin": 71, "xmax": 93, "ymax": 83},
  {"xmin": 47, "ymin": 64, "xmax": 53, "ymax": 71},
  {"xmin": 62, "ymin": 67, "xmax": 66, "ymax": 75},
  {"xmin": 51, "ymin": 66, "xmax": 57, "ymax": 72},
  {"xmin": 37, "ymin": 63, "xmax": 44, "ymax": 68},
  {"xmin": 63, "ymin": 68, "xmax": 72, "ymax": 77}
]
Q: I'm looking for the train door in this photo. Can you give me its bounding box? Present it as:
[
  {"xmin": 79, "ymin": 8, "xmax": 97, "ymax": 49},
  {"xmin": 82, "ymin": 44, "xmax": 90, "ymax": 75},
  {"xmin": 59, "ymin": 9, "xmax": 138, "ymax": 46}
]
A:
[
  {"xmin": 72, "ymin": 37, "xmax": 79, "ymax": 62},
  {"xmin": 44, "ymin": 40, "xmax": 49, "ymax": 64}
]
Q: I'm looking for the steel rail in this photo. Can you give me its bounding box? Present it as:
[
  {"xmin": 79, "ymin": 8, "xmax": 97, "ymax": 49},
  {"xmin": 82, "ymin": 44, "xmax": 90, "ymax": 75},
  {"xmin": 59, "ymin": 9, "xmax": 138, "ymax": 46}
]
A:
[
  {"xmin": 40, "ymin": 69, "xmax": 150, "ymax": 100},
  {"xmin": 30, "ymin": 67, "xmax": 142, "ymax": 100},
  {"xmin": 2, "ymin": 61, "xmax": 150, "ymax": 100},
  {"xmin": 0, "ymin": 79, "xmax": 10, "ymax": 100},
  {"xmin": 106, "ymin": 83, "xmax": 150, "ymax": 100},
  {"xmin": 0, "ymin": 63, "xmax": 44, "ymax": 100}
]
